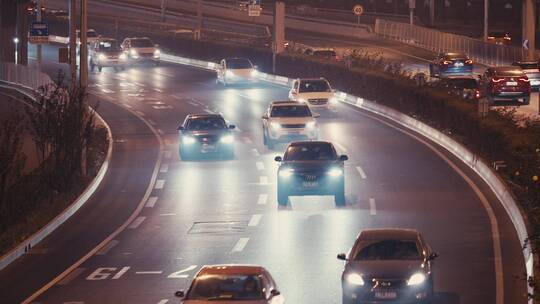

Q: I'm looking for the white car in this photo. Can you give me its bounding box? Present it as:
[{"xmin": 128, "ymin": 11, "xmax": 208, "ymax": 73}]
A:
[
  {"xmin": 76, "ymin": 29, "xmax": 99, "ymax": 45},
  {"xmin": 175, "ymin": 265, "xmax": 284, "ymax": 304},
  {"xmin": 262, "ymin": 101, "xmax": 319, "ymax": 149},
  {"xmin": 216, "ymin": 58, "xmax": 258, "ymax": 86},
  {"xmin": 289, "ymin": 78, "xmax": 338, "ymax": 111},
  {"xmin": 121, "ymin": 37, "xmax": 160, "ymax": 65}
]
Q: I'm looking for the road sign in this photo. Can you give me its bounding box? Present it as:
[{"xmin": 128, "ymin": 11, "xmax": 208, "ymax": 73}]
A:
[
  {"xmin": 523, "ymin": 39, "xmax": 529, "ymax": 50},
  {"xmin": 353, "ymin": 5, "xmax": 363, "ymax": 16},
  {"xmin": 29, "ymin": 21, "xmax": 49, "ymax": 44},
  {"xmin": 248, "ymin": 4, "xmax": 261, "ymax": 16}
]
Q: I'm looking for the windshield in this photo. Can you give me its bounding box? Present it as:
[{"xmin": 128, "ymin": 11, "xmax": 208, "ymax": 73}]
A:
[
  {"xmin": 495, "ymin": 68, "xmax": 525, "ymax": 77},
  {"xmin": 87, "ymin": 31, "xmax": 98, "ymax": 38},
  {"xmin": 227, "ymin": 59, "xmax": 253, "ymax": 69},
  {"xmin": 445, "ymin": 53, "xmax": 467, "ymax": 60},
  {"xmin": 313, "ymin": 50, "xmax": 336, "ymax": 57},
  {"xmin": 98, "ymin": 40, "xmax": 120, "ymax": 51},
  {"xmin": 271, "ymin": 105, "xmax": 312, "ymax": 117},
  {"xmin": 298, "ymin": 80, "xmax": 331, "ymax": 93},
  {"xmin": 284, "ymin": 144, "xmax": 336, "ymax": 161},
  {"xmin": 131, "ymin": 38, "xmax": 154, "ymax": 47},
  {"xmin": 186, "ymin": 117, "xmax": 227, "ymax": 130},
  {"xmin": 187, "ymin": 274, "xmax": 264, "ymax": 300},
  {"xmin": 514, "ymin": 63, "xmax": 538, "ymax": 70},
  {"xmin": 354, "ymin": 240, "xmax": 421, "ymax": 261}
]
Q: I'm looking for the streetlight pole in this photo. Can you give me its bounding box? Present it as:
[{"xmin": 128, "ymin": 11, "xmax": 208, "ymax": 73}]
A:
[
  {"xmin": 196, "ymin": 0, "xmax": 202, "ymax": 40},
  {"xmin": 69, "ymin": 0, "xmax": 77, "ymax": 87},
  {"xmin": 80, "ymin": 0, "xmax": 88, "ymax": 88},
  {"xmin": 37, "ymin": 0, "xmax": 42, "ymax": 72},
  {"xmin": 483, "ymin": 0, "xmax": 489, "ymax": 42}
]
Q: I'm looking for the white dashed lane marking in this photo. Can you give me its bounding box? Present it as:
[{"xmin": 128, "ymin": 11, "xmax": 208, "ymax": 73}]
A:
[
  {"xmin": 154, "ymin": 179, "xmax": 165, "ymax": 189},
  {"xmin": 248, "ymin": 214, "xmax": 262, "ymax": 227},
  {"xmin": 369, "ymin": 198, "xmax": 377, "ymax": 215},
  {"xmin": 135, "ymin": 271, "xmax": 163, "ymax": 275},
  {"xmin": 129, "ymin": 217, "xmax": 146, "ymax": 229},
  {"xmin": 231, "ymin": 238, "xmax": 249, "ymax": 253},
  {"xmin": 145, "ymin": 196, "xmax": 158, "ymax": 208},
  {"xmin": 157, "ymin": 300, "xmax": 169, "ymax": 304},
  {"xmin": 257, "ymin": 194, "xmax": 268, "ymax": 205},
  {"xmin": 356, "ymin": 166, "xmax": 367, "ymax": 179},
  {"xmin": 135, "ymin": 110, "xmax": 145, "ymax": 117}
]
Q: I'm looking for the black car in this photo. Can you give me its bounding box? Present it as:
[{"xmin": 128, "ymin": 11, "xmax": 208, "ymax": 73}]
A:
[
  {"xmin": 338, "ymin": 229, "xmax": 438, "ymax": 304},
  {"xmin": 436, "ymin": 77, "xmax": 480, "ymax": 100},
  {"xmin": 275, "ymin": 141, "xmax": 348, "ymax": 206},
  {"xmin": 178, "ymin": 114, "xmax": 235, "ymax": 160},
  {"xmin": 429, "ymin": 52, "xmax": 473, "ymax": 78}
]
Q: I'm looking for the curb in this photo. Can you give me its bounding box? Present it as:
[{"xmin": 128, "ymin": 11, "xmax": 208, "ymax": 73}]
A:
[
  {"xmin": 161, "ymin": 53, "xmax": 533, "ymax": 301},
  {"xmin": 0, "ymin": 85, "xmax": 113, "ymax": 272}
]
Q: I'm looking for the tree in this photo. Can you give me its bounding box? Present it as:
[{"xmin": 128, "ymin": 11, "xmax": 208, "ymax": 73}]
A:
[{"xmin": 0, "ymin": 111, "xmax": 27, "ymax": 210}]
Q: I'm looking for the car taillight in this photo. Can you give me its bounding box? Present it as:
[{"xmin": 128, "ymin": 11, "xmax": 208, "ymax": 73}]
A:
[
  {"xmin": 491, "ymin": 77, "xmax": 505, "ymax": 83},
  {"xmin": 475, "ymin": 90, "xmax": 481, "ymax": 98},
  {"xmin": 519, "ymin": 77, "xmax": 530, "ymax": 83},
  {"xmin": 465, "ymin": 59, "xmax": 473, "ymax": 65},
  {"xmin": 443, "ymin": 60, "xmax": 452, "ymax": 65}
]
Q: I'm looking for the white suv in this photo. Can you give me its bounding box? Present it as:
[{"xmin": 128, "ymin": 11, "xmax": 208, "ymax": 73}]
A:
[
  {"xmin": 262, "ymin": 101, "xmax": 319, "ymax": 149},
  {"xmin": 121, "ymin": 37, "xmax": 160, "ymax": 65},
  {"xmin": 289, "ymin": 78, "xmax": 338, "ymax": 111},
  {"xmin": 216, "ymin": 58, "xmax": 258, "ymax": 86}
]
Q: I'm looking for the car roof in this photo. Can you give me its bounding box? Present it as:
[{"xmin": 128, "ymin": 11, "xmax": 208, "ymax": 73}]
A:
[
  {"xmin": 288, "ymin": 140, "xmax": 332, "ymax": 146},
  {"xmin": 359, "ymin": 228, "xmax": 420, "ymax": 241},
  {"xmin": 186, "ymin": 114, "xmax": 224, "ymax": 119},
  {"xmin": 444, "ymin": 52, "xmax": 468, "ymax": 58},
  {"xmin": 492, "ymin": 66, "xmax": 526, "ymax": 76},
  {"xmin": 271, "ymin": 101, "xmax": 306, "ymax": 106},
  {"xmin": 224, "ymin": 57, "xmax": 251, "ymax": 61},
  {"xmin": 297, "ymin": 77, "xmax": 328, "ymax": 82},
  {"xmin": 198, "ymin": 265, "xmax": 266, "ymax": 276}
]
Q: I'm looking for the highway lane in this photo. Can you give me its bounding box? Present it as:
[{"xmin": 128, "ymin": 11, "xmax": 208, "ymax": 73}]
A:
[{"xmin": 8, "ymin": 43, "xmax": 527, "ymax": 304}]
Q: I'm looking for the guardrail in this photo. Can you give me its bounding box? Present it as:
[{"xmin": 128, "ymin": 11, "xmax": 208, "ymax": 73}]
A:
[
  {"xmin": 0, "ymin": 62, "xmax": 53, "ymax": 91},
  {"xmin": 374, "ymin": 18, "xmax": 526, "ymax": 66}
]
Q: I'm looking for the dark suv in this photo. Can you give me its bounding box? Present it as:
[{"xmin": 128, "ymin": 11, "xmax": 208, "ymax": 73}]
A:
[
  {"xmin": 429, "ymin": 52, "xmax": 473, "ymax": 78},
  {"xmin": 178, "ymin": 114, "xmax": 235, "ymax": 160},
  {"xmin": 275, "ymin": 141, "xmax": 348, "ymax": 206},
  {"xmin": 480, "ymin": 67, "xmax": 531, "ymax": 105}
]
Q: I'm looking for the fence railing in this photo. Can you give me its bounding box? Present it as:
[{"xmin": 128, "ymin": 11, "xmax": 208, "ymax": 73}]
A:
[
  {"xmin": 0, "ymin": 62, "xmax": 53, "ymax": 91},
  {"xmin": 374, "ymin": 19, "xmax": 527, "ymax": 67}
]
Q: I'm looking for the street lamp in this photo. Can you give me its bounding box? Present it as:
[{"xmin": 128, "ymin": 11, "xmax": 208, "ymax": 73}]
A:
[{"xmin": 13, "ymin": 37, "xmax": 19, "ymax": 64}]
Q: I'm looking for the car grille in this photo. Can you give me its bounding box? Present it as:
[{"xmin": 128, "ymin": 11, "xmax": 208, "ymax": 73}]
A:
[
  {"xmin": 369, "ymin": 278, "xmax": 407, "ymax": 289},
  {"xmin": 308, "ymin": 98, "xmax": 328, "ymax": 105},
  {"xmin": 281, "ymin": 123, "xmax": 305, "ymax": 128},
  {"xmin": 197, "ymin": 135, "xmax": 219, "ymax": 144},
  {"xmin": 301, "ymin": 173, "xmax": 318, "ymax": 181}
]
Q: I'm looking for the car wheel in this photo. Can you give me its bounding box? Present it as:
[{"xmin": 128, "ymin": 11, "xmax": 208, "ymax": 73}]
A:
[
  {"xmin": 90, "ymin": 60, "xmax": 95, "ymax": 72},
  {"xmin": 342, "ymin": 294, "xmax": 354, "ymax": 304},
  {"xmin": 334, "ymin": 180, "xmax": 346, "ymax": 206},
  {"xmin": 522, "ymin": 97, "xmax": 531, "ymax": 105},
  {"xmin": 179, "ymin": 147, "xmax": 190, "ymax": 161},
  {"xmin": 98, "ymin": 65, "xmax": 103, "ymax": 72},
  {"xmin": 277, "ymin": 184, "xmax": 288, "ymax": 206},
  {"xmin": 263, "ymin": 129, "xmax": 268, "ymax": 146},
  {"xmin": 154, "ymin": 60, "xmax": 160, "ymax": 66},
  {"xmin": 429, "ymin": 64, "xmax": 434, "ymax": 78}
]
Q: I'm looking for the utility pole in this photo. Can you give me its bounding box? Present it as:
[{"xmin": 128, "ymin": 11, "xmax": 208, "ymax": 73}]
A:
[
  {"xmin": 80, "ymin": 0, "xmax": 88, "ymax": 88},
  {"xmin": 483, "ymin": 0, "xmax": 489, "ymax": 42},
  {"xmin": 408, "ymin": 0, "xmax": 415, "ymax": 25},
  {"xmin": 196, "ymin": 0, "xmax": 202, "ymax": 40},
  {"xmin": 273, "ymin": 1, "xmax": 285, "ymax": 74},
  {"xmin": 37, "ymin": 0, "xmax": 42, "ymax": 72},
  {"xmin": 160, "ymin": 0, "xmax": 166, "ymax": 22},
  {"xmin": 69, "ymin": 0, "xmax": 77, "ymax": 87},
  {"xmin": 429, "ymin": 0, "xmax": 435, "ymax": 26},
  {"xmin": 522, "ymin": 0, "xmax": 536, "ymax": 60}
]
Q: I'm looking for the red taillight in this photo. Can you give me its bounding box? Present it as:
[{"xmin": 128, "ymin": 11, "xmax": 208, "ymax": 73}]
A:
[
  {"xmin": 491, "ymin": 77, "xmax": 505, "ymax": 83},
  {"xmin": 475, "ymin": 90, "xmax": 481, "ymax": 98},
  {"xmin": 519, "ymin": 77, "xmax": 530, "ymax": 83},
  {"xmin": 443, "ymin": 60, "xmax": 452, "ymax": 65},
  {"xmin": 465, "ymin": 59, "xmax": 473, "ymax": 65}
]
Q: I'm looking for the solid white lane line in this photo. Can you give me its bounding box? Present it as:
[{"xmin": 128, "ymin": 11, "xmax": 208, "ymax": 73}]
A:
[
  {"xmin": 187, "ymin": 101, "xmax": 198, "ymax": 106},
  {"xmin": 252, "ymin": 148, "xmax": 260, "ymax": 156},
  {"xmin": 257, "ymin": 194, "xmax": 268, "ymax": 205},
  {"xmin": 148, "ymin": 119, "xmax": 156, "ymax": 125},
  {"xmin": 334, "ymin": 142, "xmax": 348, "ymax": 153},
  {"xmin": 231, "ymin": 238, "xmax": 249, "ymax": 253},
  {"xmin": 163, "ymin": 151, "xmax": 172, "ymax": 159},
  {"xmin": 57, "ymin": 268, "xmax": 86, "ymax": 286},
  {"xmin": 135, "ymin": 110, "xmax": 145, "ymax": 117},
  {"xmin": 157, "ymin": 300, "xmax": 169, "ymax": 304},
  {"xmin": 112, "ymin": 266, "xmax": 130, "ymax": 279},
  {"xmin": 243, "ymin": 136, "xmax": 253, "ymax": 144},
  {"xmin": 248, "ymin": 214, "xmax": 262, "ymax": 227},
  {"xmin": 160, "ymin": 164, "xmax": 169, "ymax": 173},
  {"xmin": 259, "ymin": 176, "xmax": 268, "ymax": 185},
  {"xmin": 154, "ymin": 179, "xmax": 165, "ymax": 189},
  {"xmin": 129, "ymin": 217, "xmax": 146, "ymax": 229},
  {"xmin": 256, "ymin": 162, "xmax": 265, "ymax": 171},
  {"xmin": 96, "ymin": 240, "xmax": 119, "ymax": 255},
  {"xmin": 157, "ymin": 129, "xmax": 164, "ymax": 135},
  {"xmin": 145, "ymin": 196, "xmax": 159, "ymax": 208},
  {"xmin": 369, "ymin": 198, "xmax": 377, "ymax": 215},
  {"xmin": 124, "ymin": 104, "xmax": 132, "ymax": 108},
  {"xmin": 356, "ymin": 166, "xmax": 367, "ymax": 179},
  {"xmin": 135, "ymin": 271, "xmax": 163, "ymax": 275},
  {"xmin": 159, "ymin": 213, "xmax": 176, "ymax": 216}
]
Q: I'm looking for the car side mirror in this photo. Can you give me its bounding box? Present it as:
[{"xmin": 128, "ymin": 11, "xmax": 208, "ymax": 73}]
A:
[
  {"xmin": 337, "ymin": 253, "xmax": 347, "ymax": 261},
  {"xmin": 174, "ymin": 290, "xmax": 185, "ymax": 298},
  {"xmin": 228, "ymin": 124, "xmax": 236, "ymax": 129},
  {"xmin": 428, "ymin": 252, "xmax": 439, "ymax": 260},
  {"xmin": 339, "ymin": 155, "xmax": 348, "ymax": 161},
  {"xmin": 177, "ymin": 125, "xmax": 184, "ymax": 131},
  {"xmin": 270, "ymin": 289, "xmax": 281, "ymax": 297},
  {"xmin": 313, "ymin": 113, "xmax": 320, "ymax": 118},
  {"xmin": 274, "ymin": 156, "xmax": 282, "ymax": 162}
]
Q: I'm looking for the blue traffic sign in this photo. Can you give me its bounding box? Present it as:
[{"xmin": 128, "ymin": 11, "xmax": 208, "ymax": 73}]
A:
[{"xmin": 29, "ymin": 21, "xmax": 49, "ymax": 44}]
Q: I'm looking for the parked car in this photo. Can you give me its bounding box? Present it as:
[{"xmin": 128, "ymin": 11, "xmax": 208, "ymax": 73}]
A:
[
  {"xmin": 175, "ymin": 265, "xmax": 284, "ymax": 303},
  {"xmin": 121, "ymin": 37, "xmax": 160, "ymax": 65},
  {"xmin": 216, "ymin": 58, "xmax": 258, "ymax": 86},
  {"xmin": 88, "ymin": 38, "xmax": 127, "ymax": 72},
  {"xmin": 262, "ymin": 101, "xmax": 320, "ymax": 149},
  {"xmin": 487, "ymin": 31, "xmax": 512, "ymax": 45},
  {"xmin": 289, "ymin": 77, "xmax": 338, "ymax": 112},
  {"xmin": 480, "ymin": 66, "xmax": 531, "ymax": 105},
  {"xmin": 436, "ymin": 77, "xmax": 480, "ymax": 101},
  {"xmin": 178, "ymin": 114, "xmax": 235, "ymax": 160},
  {"xmin": 338, "ymin": 228, "xmax": 438, "ymax": 304},
  {"xmin": 512, "ymin": 61, "xmax": 540, "ymax": 91},
  {"xmin": 275, "ymin": 141, "xmax": 348, "ymax": 206},
  {"xmin": 429, "ymin": 52, "xmax": 473, "ymax": 78},
  {"xmin": 304, "ymin": 47, "xmax": 341, "ymax": 61}
]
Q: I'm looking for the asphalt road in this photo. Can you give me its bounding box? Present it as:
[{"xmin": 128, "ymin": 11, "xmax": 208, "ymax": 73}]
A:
[{"xmin": 0, "ymin": 40, "xmax": 529, "ymax": 304}]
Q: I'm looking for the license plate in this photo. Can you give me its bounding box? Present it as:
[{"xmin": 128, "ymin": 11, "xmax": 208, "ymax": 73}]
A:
[
  {"xmin": 375, "ymin": 291, "xmax": 397, "ymax": 299},
  {"xmin": 302, "ymin": 181, "xmax": 318, "ymax": 188},
  {"xmin": 201, "ymin": 144, "xmax": 215, "ymax": 152},
  {"xmin": 506, "ymin": 81, "xmax": 518, "ymax": 86}
]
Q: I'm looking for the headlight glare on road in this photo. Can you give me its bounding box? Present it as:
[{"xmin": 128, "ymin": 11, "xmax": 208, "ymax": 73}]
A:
[
  {"xmin": 182, "ymin": 136, "xmax": 196, "ymax": 144},
  {"xmin": 279, "ymin": 168, "xmax": 294, "ymax": 178},
  {"xmin": 407, "ymin": 273, "xmax": 426, "ymax": 286},
  {"xmin": 330, "ymin": 96, "xmax": 339, "ymax": 104},
  {"xmin": 306, "ymin": 121, "xmax": 316, "ymax": 129},
  {"xmin": 270, "ymin": 122, "xmax": 281, "ymax": 130},
  {"xmin": 98, "ymin": 54, "xmax": 107, "ymax": 61},
  {"xmin": 251, "ymin": 69, "xmax": 259, "ymax": 77},
  {"xmin": 153, "ymin": 49, "xmax": 161, "ymax": 58},
  {"xmin": 346, "ymin": 273, "xmax": 364, "ymax": 286},
  {"xmin": 130, "ymin": 49, "xmax": 138, "ymax": 57},
  {"xmin": 328, "ymin": 167, "xmax": 343, "ymax": 177},
  {"xmin": 220, "ymin": 134, "xmax": 234, "ymax": 144},
  {"xmin": 119, "ymin": 53, "xmax": 127, "ymax": 61}
]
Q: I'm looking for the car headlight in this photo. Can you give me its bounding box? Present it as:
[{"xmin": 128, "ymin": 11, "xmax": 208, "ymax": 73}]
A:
[
  {"xmin": 305, "ymin": 121, "xmax": 316, "ymax": 129},
  {"xmin": 98, "ymin": 54, "xmax": 107, "ymax": 61},
  {"xmin": 279, "ymin": 168, "xmax": 294, "ymax": 178},
  {"xmin": 119, "ymin": 53, "xmax": 127, "ymax": 61},
  {"xmin": 345, "ymin": 273, "xmax": 364, "ymax": 286},
  {"xmin": 328, "ymin": 167, "xmax": 343, "ymax": 177},
  {"xmin": 330, "ymin": 96, "xmax": 339, "ymax": 104},
  {"xmin": 226, "ymin": 70, "xmax": 235, "ymax": 78},
  {"xmin": 220, "ymin": 134, "xmax": 234, "ymax": 144},
  {"xmin": 130, "ymin": 49, "xmax": 138, "ymax": 57},
  {"xmin": 407, "ymin": 273, "xmax": 426, "ymax": 286},
  {"xmin": 182, "ymin": 136, "xmax": 196, "ymax": 144},
  {"xmin": 297, "ymin": 98, "xmax": 307, "ymax": 103},
  {"xmin": 153, "ymin": 49, "xmax": 161, "ymax": 58},
  {"xmin": 270, "ymin": 122, "xmax": 281, "ymax": 130}
]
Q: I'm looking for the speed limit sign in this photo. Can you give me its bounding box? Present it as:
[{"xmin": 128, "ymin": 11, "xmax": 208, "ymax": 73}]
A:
[{"xmin": 353, "ymin": 5, "xmax": 363, "ymax": 16}]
